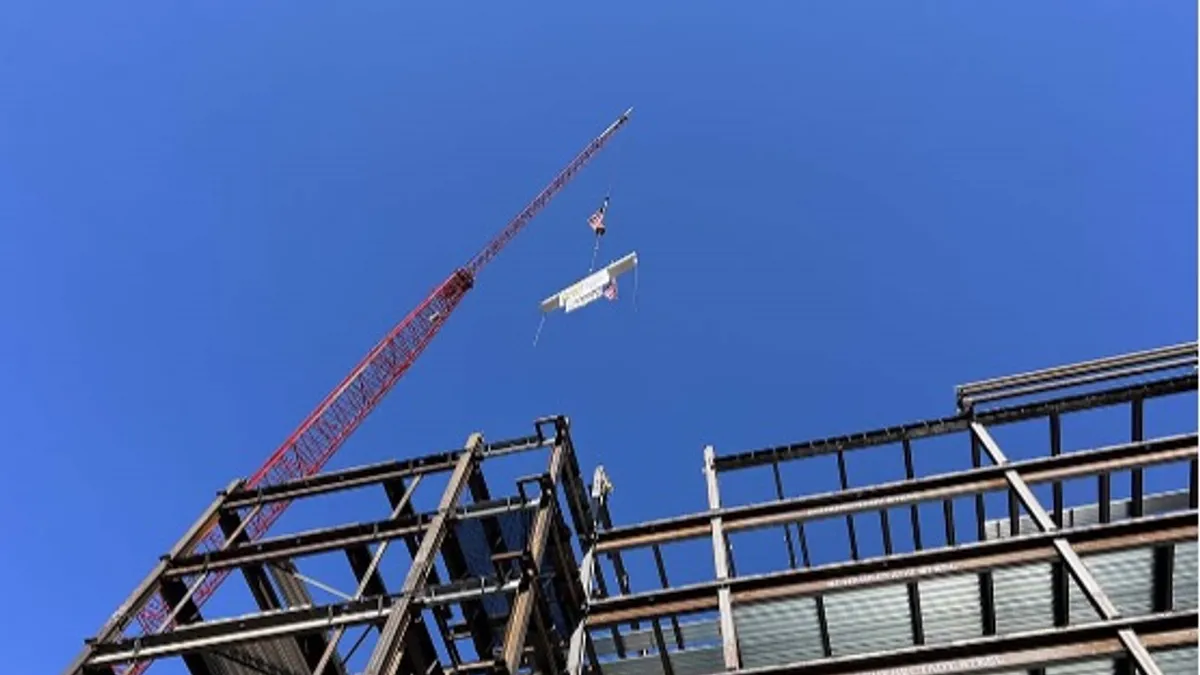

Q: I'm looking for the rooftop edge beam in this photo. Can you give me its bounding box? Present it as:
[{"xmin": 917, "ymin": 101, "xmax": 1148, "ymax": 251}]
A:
[
  {"xmin": 956, "ymin": 342, "xmax": 1197, "ymax": 407},
  {"xmin": 223, "ymin": 434, "xmax": 550, "ymax": 510},
  {"xmin": 713, "ymin": 373, "xmax": 1196, "ymax": 472}
]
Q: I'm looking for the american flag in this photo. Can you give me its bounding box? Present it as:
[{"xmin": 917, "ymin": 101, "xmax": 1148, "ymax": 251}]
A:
[
  {"xmin": 587, "ymin": 210, "xmax": 606, "ymax": 235},
  {"xmin": 603, "ymin": 279, "xmax": 618, "ymax": 301},
  {"xmin": 588, "ymin": 196, "xmax": 609, "ymax": 235}
]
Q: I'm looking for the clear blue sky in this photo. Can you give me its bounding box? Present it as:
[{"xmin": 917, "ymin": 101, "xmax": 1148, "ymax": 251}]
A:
[{"xmin": 1, "ymin": 2, "xmax": 1195, "ymax": 674}]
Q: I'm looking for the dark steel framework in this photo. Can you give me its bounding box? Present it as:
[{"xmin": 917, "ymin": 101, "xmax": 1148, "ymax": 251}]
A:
[
  {"xmin": 65, "ymin": 343, "xmax": 1199, "ymax": 675},
  {"xmin": 575, "ymin": 343, "xmax": 1199, "ymax": 675},
  {"xmin": 65, "ymin": 416, "xmax": 600, "ymax": 675}
]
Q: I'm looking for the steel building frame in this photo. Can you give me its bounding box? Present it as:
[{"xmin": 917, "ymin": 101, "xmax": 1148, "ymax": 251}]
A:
[
  {"xmin": 65, "ymin": 415, "xmax": 601, "ymax": 675},
  {"xmin": 575, "ymin": 343, "xmax": 1199, "ymax": 675},
  {"xmin": 65, "ymin": 343, "xmax": 1199, "ymax": 675}
]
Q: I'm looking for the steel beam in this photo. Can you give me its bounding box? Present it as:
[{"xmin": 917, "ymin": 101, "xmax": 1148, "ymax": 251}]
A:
[
  {"xmin": 63, "ymin": 480, "xmax": 241, "ymax": 675},
  {"xmin": 500, "ymin": 429, "xmax": 567, "ymax": 675},
  {"xmin": 969, "ymin": 422, "xmax": 1165, "ymax": 675},
  {"xmin": 714, "ymin": 374, "xmax": 1195, "ymax": 472},
  {"xmin": 164, "ymin": 496, "xmax": 536, "ymax": 578},
  {"xmin": 956, "ymin": 342, "xmax": 1197, "ymax": 411},
  {"xmin": 222, "ymin": 435, "xmax": 550, "ymax": 510},
  {"xmin": 365, "ymin": 433, "xmax": 484, "ymax": 675},
  {"xmin": 730, "ymin": 611, "xmax": 1196, "ymax": 675},
  {"xmin": 586, "ymin": 511, "xmax": 1196, "ymax": 627},
  {"xmin": 85, "ymin": 574, "xmax": 524, "ymax": 669},
  {"xmin": 961, "ymin": 357, "xmax": 1197, "ymax": 412},
  {"xmin": 220, "ymin": 508, "xmax": 349, "ymax": 675},
  {"xmin": 595, "ymin": 434, "xmax": 1197, "ymax": 553}
]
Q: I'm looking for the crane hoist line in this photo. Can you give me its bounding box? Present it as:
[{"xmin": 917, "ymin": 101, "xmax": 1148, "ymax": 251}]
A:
[{"xmin": 122, "ymin": 107, "xmax": 634, "ymax": 672}]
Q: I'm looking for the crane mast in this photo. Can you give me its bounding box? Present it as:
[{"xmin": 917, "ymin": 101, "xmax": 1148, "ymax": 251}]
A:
[{"xmin": 122, "ymin": 107, "xmax": 633, "ymax": 674}]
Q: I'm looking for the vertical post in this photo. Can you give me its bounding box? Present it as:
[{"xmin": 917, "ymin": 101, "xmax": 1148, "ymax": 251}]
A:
[
  {"xmin": 836, "ymin": 450, "xmax": 859, "ymax": 560},
  {"xmin": 771, "ymin": 462, "xmax": 800, "ymax": 569},
  {"xmin": 566, "ymin": 467, "xmax": 613, "ymax": 675},
  {"xmin": 1131, "ymin": 399, "xmax": 1145, "ymax": 517},
  {"xmin": 704, "ymin": 446, "xmax": 740, "ymax": 671},
  {"xmin": 566, "ymin": 546, "xmax": 596, "ymax": 675},
  {"xmin": 1049, "ymin": 412, "xmax": 1069, "ymax": 627},
  {"xmin": 903, "ymin": 437, "xmax": 923, "ymax": 550},
  {"xmin": 652, "ymin": 545, "xmax": 685, "ymax": 648},
  {"xmin": 365, "ymin": 434, "xmax": 484, "ymax": 675},
  {"xmin": 501, "ymin": 431, "xmax": 568, "ymax": 675}
]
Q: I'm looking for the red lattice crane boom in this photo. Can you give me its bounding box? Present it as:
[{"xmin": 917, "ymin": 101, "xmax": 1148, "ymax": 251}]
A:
[{"xmin": 123, "ymin": 107, "xmax": 633, "ymax": 672}]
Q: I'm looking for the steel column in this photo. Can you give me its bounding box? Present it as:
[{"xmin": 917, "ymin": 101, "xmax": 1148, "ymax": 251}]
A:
[
  {"xmin": 500, "ymin": 430, "xmax": 568, "ymax": 675},
  {"xmin": 567, "ymin": 467, "xmax": 615, "ymax": 675},
  {"xmin": 705, "ymin": 446, "xmax": 741, "ymax": 671}
]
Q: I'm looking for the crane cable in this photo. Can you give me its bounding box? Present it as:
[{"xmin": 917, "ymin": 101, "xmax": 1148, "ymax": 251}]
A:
[
  {"xmin": 535, "ymin": 128, "xmax": 629, "ymax": 348},
  {"xmin": 589, "ymin": 132, "xmax": 624, "ymax": 272}
]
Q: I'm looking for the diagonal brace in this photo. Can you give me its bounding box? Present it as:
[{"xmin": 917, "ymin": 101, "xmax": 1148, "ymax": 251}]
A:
[
  {"xmin": 970, "ymin": 422, "xmax": 1163, "ymax": 675},
  {"xmin": 364, "ymin": 434, "xmax": 484, "ymax": 675}
]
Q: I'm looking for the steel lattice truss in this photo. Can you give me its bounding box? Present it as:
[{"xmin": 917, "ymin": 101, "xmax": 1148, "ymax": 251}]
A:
[{"xmin": 65, "ymin": 344, "xmax": 1199, "ymax": 675}]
